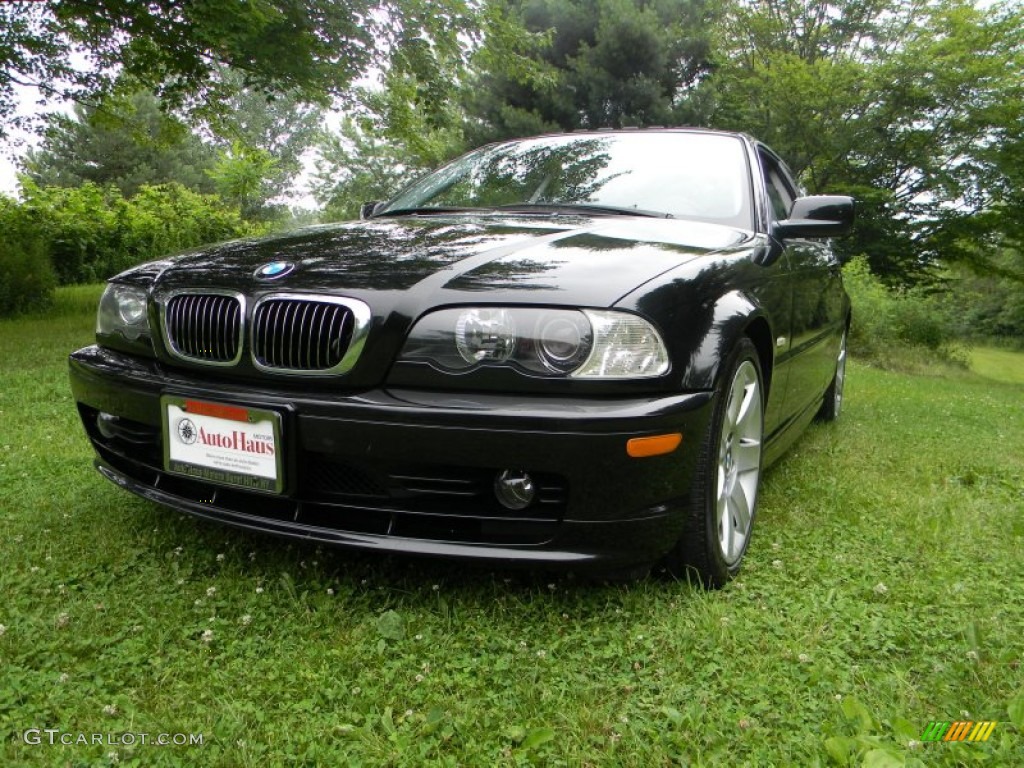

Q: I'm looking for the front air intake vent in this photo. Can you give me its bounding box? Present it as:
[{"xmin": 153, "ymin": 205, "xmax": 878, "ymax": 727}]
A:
[
  {"xmin": 251, "ymin": 295, "xmax": 371, "ymax": 374},
  {"xmin": 163, "ymin": 292, "xmax": 243, "ymax": 365}
]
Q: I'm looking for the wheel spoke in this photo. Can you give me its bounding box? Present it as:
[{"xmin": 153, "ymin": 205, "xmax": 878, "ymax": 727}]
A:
[
  {"xmin": 730, "ymin": 481, "xmax": 751, "ymax": 541},
  {"xmin": 737, "ymin": 468, "xmax": 759, "ymax": 518},
  {"xmin": 719, "ymin": 493, "xmax": 733, "ymax": 555},
  {"xmin": 725, "ymin": 385, "xmax": 742, "ymax": 430},
  {"xmin": 734, "ymin": 438, "xmax": 761, "ymax": 471},
  {"xmin": 735, "ymin": 381, "xmax": 755, "ymax": 426}
]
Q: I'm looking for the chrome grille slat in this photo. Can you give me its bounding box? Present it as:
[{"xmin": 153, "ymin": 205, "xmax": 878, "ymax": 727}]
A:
[
  {"xmin": 180, "ymin": 295, "xmax": 191, "ymax": 356},
  {"xmin": 315, "ymin": 305, "xmax": 327, "ymax": 369},
  {"xmin": 187, "ymin": 295, "xmax": 197, "ymax": 357},
  {"xmin": 300, "ymin": 302, "xmax": 314, "ymax": 370},
  {"xmin": 163, "ymin": 292, "xmax": 242, "ymax": 365},
  {"xmin": 199, "ymin": 295, "xmax": 208, "ymax": 358},
  {"xmin": 287, "ymin": 301, "xmax": 300, "ymax": 368},
  {"xmin": 216, "ymin": 297, "xmax": 226, "ymax": 360},
  {"xmin": 322, "ymin": 305, "xmax": 340, "ymax": 368}
]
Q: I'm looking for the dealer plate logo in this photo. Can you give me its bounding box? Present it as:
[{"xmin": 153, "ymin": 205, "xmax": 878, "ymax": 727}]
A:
[{"xmin": 176, "ymin": 417, "xmax": 198, "ymax": 444}]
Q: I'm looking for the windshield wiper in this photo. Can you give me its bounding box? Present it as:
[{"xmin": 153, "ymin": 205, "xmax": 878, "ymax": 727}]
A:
[{"xmin": 495, "ymin": 203, "xmax": 673, "ymax": 219}]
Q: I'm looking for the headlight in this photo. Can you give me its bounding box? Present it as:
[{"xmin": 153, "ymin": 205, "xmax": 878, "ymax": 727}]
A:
[
  {"xmin": 97, "ymin": 283, "xmax": 150, "ymax": 341},
  {"xmin": 398, "ymin": 307, "xmax": 669, "ymax": 379},
  {"xmin": 574, "ymin": 310, "xmax": 671, "ymax": 378}
]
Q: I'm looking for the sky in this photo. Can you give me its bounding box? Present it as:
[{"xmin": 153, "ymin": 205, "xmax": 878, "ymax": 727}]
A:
[{"xmin": 0, "ymin": 80, "xmax": 63, "ymax": 196}]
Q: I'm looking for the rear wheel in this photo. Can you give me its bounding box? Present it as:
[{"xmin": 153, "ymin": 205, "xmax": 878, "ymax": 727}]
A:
[
  {"xmin": 665, "ymin": 338, "xmax": 764, "ymax": 588},
  {"xmin": 817, "ymin": 329, "xmax": 847, "ymax": 422}
]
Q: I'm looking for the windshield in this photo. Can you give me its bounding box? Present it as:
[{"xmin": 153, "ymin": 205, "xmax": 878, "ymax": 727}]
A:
[{"xmin": 381, "ymin": 132, "xmax": 753, "ymax": 228}]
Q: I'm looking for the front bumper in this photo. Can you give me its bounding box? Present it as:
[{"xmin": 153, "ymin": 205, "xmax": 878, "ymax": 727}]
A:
[{"xmin": 69, "ymin": 346, "xmax": 715, "ymax": 570}]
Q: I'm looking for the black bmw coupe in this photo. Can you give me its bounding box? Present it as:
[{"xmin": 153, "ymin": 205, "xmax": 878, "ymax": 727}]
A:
[{"xmin": 69, "ymin": 129, "xmax": 854, "ymax": 586}]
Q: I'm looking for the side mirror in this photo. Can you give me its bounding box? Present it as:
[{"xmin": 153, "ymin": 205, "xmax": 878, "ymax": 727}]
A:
[
  {"xmin": 359, "ymin": 201, "xmax": 384, "ymax": 220},
  {"xmin": 774, "ymin": 195, "xmax": 855, "ymax": 239}
]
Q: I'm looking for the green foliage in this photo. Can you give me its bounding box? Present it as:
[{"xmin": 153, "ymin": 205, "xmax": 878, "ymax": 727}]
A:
[
  {"xmin": 18, "ymin": 182, "xmax": 123, "ymax": 286},
  {"xmin": 0, "ymin": 0, "xmax": 482, "ymax": 140},
  {"xmin": 463, "ymin": 0, "xmax": 714, "ymax": 142},
  {"xmin": 312, "ymin": 119, "xmax": 431, "ymax": 221},
  {"xmin": 201, "ymin": 71, "xmax": 324, "ymax": 204},
  {"xmin": 20, "ymin": 83, "xmax": 321, "ymax": 223},
  {"xmin": 119, "ymin": 184, "xmax": 258, "ymax": 261},
  {"xmin": 706, "ymin": 0, "xmax": 1024, "ymax": 284},
  {"xmin": 21, "ymin": 91, "xmax": 219, "ymax": 197},
  {"xmin": 16, "ymin": 181, "xmax": 255, "ymax": 285},
  {"xmin": 206, "ymin": 141, "xmax": 281, "ymax": 220},
  {"xmin": 843, "ymin": 257, "xmax": 968, "ymax": 370},
  {"xmin": 945, "ymin": 251, "xmax": 1024, "ymax": 344},
  {"xmin": 0, "ymin": 196, "xmax": 56, "ymax": 317},
  {"xmin": 2, "ymin": 294, "xmax": 1023, "ymax": 764}
]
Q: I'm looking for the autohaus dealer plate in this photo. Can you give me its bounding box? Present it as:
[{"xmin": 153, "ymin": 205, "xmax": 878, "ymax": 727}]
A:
[{"xmin": 161, "ymin": 396, "xmax": 283, "ymax": 494}]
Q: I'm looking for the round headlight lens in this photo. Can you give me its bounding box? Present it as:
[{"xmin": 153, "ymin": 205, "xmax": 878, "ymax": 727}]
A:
[
  {"xmin": 116, "ymin": 289, "xmax": 147, "ymax": 325},
  {"xmin": 97, "ymin": 283, "xmax": 150, "ymax": 342},
  {"xmin": 537, "ymin": 314, "xmax": 592, "ymax": 373},
  {"xmin": 455, "ymin": 308, "xmax": 517, "ymax": 364}
]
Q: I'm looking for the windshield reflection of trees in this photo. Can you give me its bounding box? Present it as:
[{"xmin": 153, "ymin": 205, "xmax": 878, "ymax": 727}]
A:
[{"xmin": 424, "ymin": 140, "xmax": 618, "ymax": 209}]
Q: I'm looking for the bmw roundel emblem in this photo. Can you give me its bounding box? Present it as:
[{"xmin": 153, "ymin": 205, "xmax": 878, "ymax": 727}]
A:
[{"xmin": 255, "ymin": 261, "xmax": 294, "ymax": 279}]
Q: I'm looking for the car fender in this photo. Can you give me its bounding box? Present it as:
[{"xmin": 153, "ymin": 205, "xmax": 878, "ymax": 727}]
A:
[{"xmin": 674, "ymin": 289, "xmax": 774, "ymax": 392}]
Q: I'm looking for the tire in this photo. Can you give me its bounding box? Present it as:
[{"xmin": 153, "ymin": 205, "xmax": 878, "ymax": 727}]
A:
[
  {"xmin": 664, "ymin": 337, "xmax": 764, "ymax": 588},
  {"xmin": 816, "ymin": 328, "xmax": 847, "ymax": 422}
]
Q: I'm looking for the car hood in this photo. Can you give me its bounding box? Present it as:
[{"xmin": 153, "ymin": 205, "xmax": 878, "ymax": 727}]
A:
[{"xmin": 149, "ymin": 214, "xmax": 754, "ymax": 308}]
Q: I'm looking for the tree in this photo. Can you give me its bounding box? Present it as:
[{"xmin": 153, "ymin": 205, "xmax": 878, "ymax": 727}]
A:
[
  {"xmin": 205, "ymin": 72, "xmax": 323, "ymax": 203},
  {"xmin": 206, "ymin": 141, "xmax": 280, "ymax": 220},
  {"xmin": 21, "ymin": 91, "xmax": 218, "ymax": 197},
  {"xmin": 0, "ymin": 0, "xmax": 481, "ymax": 141},
  {"xmin": 311, "ymin": 119, "xmax": 430, "ymax": 221},
  {"xmin": 703, "ymin": 0, "xmax": 1024, "ymax": 284},
  {"xmin": 947, "ymin": 250, "xmax": 1024, "ymax": 342},
  {"xmin": 462, "ymin": 0, "xmax": 715, "ymax": 143},
  {"xmin": 309, "ymin": 6, "xmax": 547, "ymax": 216}
]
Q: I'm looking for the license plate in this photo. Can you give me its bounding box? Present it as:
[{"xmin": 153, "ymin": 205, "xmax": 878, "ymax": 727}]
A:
[{"xmin": 161, "ymin": 396, "xmax": 284, "ymax": 494}]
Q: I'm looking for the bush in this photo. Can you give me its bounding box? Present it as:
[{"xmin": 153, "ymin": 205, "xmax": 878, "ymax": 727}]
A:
[
  {"xmin": 843, "ymin": 256, "xmax": 967, "ymax": 369},
  {"xmin": 117, "ymin": 184, "xmax": 260, "ymax": 271},
  {"xmin": 0, "ymin": 196, "xmax": 56, "ymax": 317},
  {"xmin": 17, "ymin": 180, "xmax": 258, "ymax": 285}
]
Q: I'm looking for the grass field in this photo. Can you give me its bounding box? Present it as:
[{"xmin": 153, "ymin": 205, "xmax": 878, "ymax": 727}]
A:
[
  {"xmin": 1, "ymin": 286, "xmax": 1022, "ymax": 767},
  {"xmin": 970, "ymin": 346, "xmax": 1024, "ymax": 386}
]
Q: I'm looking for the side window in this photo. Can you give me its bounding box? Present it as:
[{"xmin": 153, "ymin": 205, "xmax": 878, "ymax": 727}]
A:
[{"xmin": 759, "ymin": 153, "xmax": 797, "ymax": 221}]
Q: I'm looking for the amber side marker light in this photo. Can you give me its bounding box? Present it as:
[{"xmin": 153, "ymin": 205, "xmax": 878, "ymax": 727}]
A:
[{"xmin": 626, "ymin": 433, "xmax": 682, "ymax": 458}]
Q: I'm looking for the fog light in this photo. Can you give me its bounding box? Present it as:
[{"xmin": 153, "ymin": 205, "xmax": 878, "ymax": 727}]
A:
[
  {"xmin": 96, "ymin": 412, "xmax": 118, "ymax": 439},
  {"xmin": 494, "ymin": 470, "xmax": 535, "ymax": 510}
]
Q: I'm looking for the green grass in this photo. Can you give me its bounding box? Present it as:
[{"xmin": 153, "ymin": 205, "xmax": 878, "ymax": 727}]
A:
[
  {"xmin": 970, "ymin": 346, "xmax": 1024, "ymax": 386},
  {"xmin": 1, "ymin": 286, "xmax": 1022, "ymax": 767}
]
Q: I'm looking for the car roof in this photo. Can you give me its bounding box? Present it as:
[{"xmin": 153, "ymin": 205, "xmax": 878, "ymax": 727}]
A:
[{"xmin": 484, "ymin": 127, "xmax": 757, "ymax": 149}]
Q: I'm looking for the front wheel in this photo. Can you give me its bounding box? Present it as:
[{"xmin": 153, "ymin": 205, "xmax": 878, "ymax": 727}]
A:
[{"xmin": 664, "ymin": 338, "xmax": 764, "ymax": 588}]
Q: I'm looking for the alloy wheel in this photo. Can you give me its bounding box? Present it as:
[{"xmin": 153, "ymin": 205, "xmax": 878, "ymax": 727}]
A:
[{"xmin": 716, "ymin": 359, "xmax": 763, "ymax": 565}]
